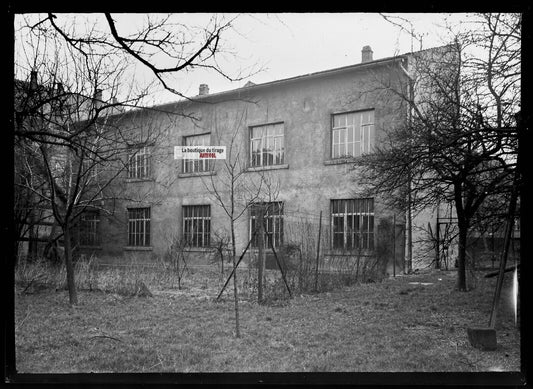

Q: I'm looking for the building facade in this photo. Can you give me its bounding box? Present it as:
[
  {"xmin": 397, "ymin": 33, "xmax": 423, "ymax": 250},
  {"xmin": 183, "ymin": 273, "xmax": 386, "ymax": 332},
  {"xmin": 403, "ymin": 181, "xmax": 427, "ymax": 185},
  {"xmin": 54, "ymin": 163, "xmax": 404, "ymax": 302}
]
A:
[{"xmin": 81, "ymin": 46, "xmax": 423, "ymax": 272}]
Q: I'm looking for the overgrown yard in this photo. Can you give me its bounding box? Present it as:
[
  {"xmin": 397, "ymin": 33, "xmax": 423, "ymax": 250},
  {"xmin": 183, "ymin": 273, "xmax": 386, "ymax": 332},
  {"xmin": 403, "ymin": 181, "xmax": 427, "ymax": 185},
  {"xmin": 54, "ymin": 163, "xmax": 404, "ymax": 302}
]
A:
[{"xmin": 15, "ymin": 266, "xmax": 520, "ymax": 372}]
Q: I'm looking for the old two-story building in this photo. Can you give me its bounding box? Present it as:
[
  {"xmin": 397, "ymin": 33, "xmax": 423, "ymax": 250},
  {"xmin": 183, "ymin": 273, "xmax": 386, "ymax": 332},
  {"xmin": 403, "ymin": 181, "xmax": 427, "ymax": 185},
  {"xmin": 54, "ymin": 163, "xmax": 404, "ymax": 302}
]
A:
[{"xmin": 72, "ymin": 45, "xmax": 456, "ymax": 272}]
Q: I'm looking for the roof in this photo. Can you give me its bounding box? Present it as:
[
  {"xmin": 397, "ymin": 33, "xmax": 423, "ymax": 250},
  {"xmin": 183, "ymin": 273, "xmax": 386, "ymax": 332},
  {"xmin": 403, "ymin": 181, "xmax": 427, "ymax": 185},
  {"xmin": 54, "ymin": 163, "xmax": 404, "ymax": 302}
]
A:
[
  {"xmin": 115, "ymin": 44, "xmax": 453, "ymax": 117},
  {"xmin": 123, "ymin": 53, "xmax": 405, "ymax": 118}
]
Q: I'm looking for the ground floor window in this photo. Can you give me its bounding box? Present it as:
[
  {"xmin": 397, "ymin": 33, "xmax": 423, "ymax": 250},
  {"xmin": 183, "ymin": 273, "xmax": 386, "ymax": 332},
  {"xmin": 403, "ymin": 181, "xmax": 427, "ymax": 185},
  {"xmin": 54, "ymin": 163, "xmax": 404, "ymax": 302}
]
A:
[
  {"xmin": 331, "ymin": 198, "xmax": 374, "ymax": 250},
  {"xmin": 183, "ymin": 205, "xmax": 211, "ymax": 247},
  {"xmin": 79, "ymin": 211, "xmax": 100, "ymax": 246},
  {"xmin": 127, "ymin": 207, "xmax": 151, "ymax": 246},
  {"xmin": 250, "ymin": 202, "xmax": 284, "ymax": 248}
]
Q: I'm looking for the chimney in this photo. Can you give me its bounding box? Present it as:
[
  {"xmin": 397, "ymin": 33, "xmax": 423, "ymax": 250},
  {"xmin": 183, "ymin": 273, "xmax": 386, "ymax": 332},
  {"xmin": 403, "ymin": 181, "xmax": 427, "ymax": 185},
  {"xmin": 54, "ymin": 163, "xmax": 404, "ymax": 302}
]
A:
[
  {"xmin": 111, "ymin": 97, "xmax": 124, "ymax": 113},
  {"xmin": 361, "ymin": 45, "xmax": 373, "ymax": 63},
  {"xmin": 30, "ymin": 70, "xmax": 38, "ymax": 90},
  {"xmin": 199, "ymin": 84, "xmax": 209, "ymax": 96},
  {"xmin": 94, "ymin": 89, "xmax": 103, "ymax": 109}
]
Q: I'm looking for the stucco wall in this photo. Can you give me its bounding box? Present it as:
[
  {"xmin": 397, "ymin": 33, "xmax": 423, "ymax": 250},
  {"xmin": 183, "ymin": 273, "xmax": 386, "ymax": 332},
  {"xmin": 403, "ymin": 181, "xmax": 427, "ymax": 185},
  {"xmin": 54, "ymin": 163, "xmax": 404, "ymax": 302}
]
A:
[{"xmin": 97, "ymin": 61, "xmax": 409, "ymax": 266}]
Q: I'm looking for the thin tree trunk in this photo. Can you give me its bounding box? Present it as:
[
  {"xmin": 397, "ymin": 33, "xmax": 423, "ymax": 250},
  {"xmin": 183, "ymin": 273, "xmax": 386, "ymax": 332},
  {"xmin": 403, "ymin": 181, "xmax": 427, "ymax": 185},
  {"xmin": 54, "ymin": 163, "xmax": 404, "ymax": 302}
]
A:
[
  {"xmin": 454, "ymin": 182, "xmax": 468, "ymax": 292},
  {"xmin": 63, "ymin": 224, "xmax": 78, "ymax": 305},
  {"xmin": 257, "ymin": 210, "xmax": 265, "ymax": 303},
  {"xmin": 393, "ymin": 214, "xmax": 396, "ymax": 277},
  {"xmin": 435, "ymin": 207, "xmax": 441, "ymax": 269},
  {"xmin": 231, "ymin": 222, "xmax": 240, "ymax": 338},
  {"xmin": 176, "ymin": 247, "xmax": 181, "ymax": 290},
  {"xmin": 314, "ymin": 211, "xmax": 322, "ymax": 291},
  {"xmin": 456, "ymin": 223, "xmax": 468, "ymax": 291},
  {"xmin": 406, "ymin": 174, "xmax": 413, "ymax": 274},
  {"xmin": 220, "ymin": 242, "xmax": 224, "ymax": 276},
  {"xmin": 28, "ymin": 223, "xmax": 38, "ymax": 260}
]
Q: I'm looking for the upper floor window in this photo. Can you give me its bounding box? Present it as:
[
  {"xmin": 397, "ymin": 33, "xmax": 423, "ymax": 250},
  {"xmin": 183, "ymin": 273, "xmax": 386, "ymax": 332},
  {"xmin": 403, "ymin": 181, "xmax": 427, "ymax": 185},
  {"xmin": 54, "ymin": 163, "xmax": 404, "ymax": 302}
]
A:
[
  {"xmin": 331, "ymin": 198, "xmax": 374, "ymax": 251},
  {"xmin": 183, "ymin": 133, "xmax": 211, "ymax": 174},
  {"xmin": 128, "ymin": 146, "xmax": 151, "ymax": 179},
  {"xmin": 127, "ymin": 207, "xmax": 150, "ymax": 247},
  {"xmin": 250, "ymin": 123, "xmax": 284, "ymax": 167},
  {"xmin": 250, "ymin": 202, "xmax": 284, "ymax": 249},
  {"xmin": 82, "ymin": 157, "xmax": 98, "ymax": 182},
  {"xmin": 183, "ymin": 205, "xmax": 211, "ymax": 247},
  {"xmin": 79, "ymin": 211, "xmax": 100, "ymax": 246},
  {"xmin": 332, "ymin": 110, "xmax": 374, "ymax": 159}
]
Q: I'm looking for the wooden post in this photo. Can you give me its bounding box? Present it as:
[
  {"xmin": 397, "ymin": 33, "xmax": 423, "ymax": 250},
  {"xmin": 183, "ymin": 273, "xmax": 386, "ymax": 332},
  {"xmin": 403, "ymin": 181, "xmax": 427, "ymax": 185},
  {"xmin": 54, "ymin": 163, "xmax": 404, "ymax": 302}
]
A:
[
  {"xmin": 63, "ymin": 223, "xmax": 78, "ymax": 305},
  {"xmin": 435, "ymin": 207, "xmax": 441, "ymax": 269},
  {"xmin": 406, "ymin": 186, "xmax": 413, "ymax": 274},
  {"xmin": 257, "ymin": 208, "xmax": 266, "ymax": 303},
  {"xmin": 491, "ymin": 225, "xmax": 495, "ymax": 269},
  {"xmin": 267, "ymin": 235, "xmax": 292, "ymax": 298},
  {"xmin": 216, "ymin": 229, "xmax": 256, "ymax": 301},
  {"xmin": 393, "ymin": 214, "xmax": 396, "ymax": 277},
  {"xmin": 314, "ymin": 211, "xmax": 322, "ymax": 291},
  {"xmin": 488, "ymin": 184, "xmax": 519, "ymax": 328}
]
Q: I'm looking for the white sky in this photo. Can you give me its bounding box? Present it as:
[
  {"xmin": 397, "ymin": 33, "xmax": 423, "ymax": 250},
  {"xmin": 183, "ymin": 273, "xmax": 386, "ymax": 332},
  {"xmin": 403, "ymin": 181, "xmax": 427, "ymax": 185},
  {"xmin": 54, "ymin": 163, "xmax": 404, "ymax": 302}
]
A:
[
  {"xmin": 15, "ymin": 13, "xmax": 476, "ymax": 106},
  {"xmin": 144, "ymin": 12, "xmax": 473, "ymax": 105}
]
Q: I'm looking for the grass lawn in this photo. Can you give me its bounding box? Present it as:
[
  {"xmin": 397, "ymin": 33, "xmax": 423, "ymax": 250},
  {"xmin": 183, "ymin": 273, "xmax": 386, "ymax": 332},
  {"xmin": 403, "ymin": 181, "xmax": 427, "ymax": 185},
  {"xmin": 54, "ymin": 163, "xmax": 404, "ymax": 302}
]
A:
[{"xmin": 14, "ymin": 267, "xmax": 520, "ymax": 373}]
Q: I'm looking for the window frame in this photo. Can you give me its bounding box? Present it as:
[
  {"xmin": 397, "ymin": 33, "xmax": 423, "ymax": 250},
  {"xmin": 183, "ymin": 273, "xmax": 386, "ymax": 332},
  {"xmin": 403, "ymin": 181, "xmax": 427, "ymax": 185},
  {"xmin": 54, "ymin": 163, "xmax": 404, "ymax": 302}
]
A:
[
  {"xmin": 331, "ymin": 198, "xmax": 374, "ymax": 251},
  {"xmin": 250, "ymin": 201, "xmax": 284, "ymax": 249},
  {"xmin": 79, "ymin": 211, "xmax": 100, "ymax": 247},
  {"xmin": 127, "ymin": 207, "xmax": 151, "ymax": 247},
  {"xmin": 182, "ymin": 133, "xmax": 212, "ymax": 174},
  {"xmin": 331, "ymin": 110, "xmax": 375, "ymax": 159},
  {"xmin": 127, "ymin": 146, "xmax": 151, "ymax": 179},
  {"xmin": 182, "ymin": 205, "xmax": 211, "ymax": 248},
  {"xmin": 249, "ymin": 122, "xmax": 285, "ymax": 168}
]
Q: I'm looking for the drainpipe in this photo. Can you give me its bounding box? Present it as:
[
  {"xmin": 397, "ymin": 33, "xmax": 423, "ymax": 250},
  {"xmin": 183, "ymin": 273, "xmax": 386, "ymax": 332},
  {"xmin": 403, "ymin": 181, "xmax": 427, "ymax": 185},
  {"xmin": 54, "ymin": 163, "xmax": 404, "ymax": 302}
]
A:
[{"xmin": 399, "ymin": 58, "xmax": 414, "ymax": 274}]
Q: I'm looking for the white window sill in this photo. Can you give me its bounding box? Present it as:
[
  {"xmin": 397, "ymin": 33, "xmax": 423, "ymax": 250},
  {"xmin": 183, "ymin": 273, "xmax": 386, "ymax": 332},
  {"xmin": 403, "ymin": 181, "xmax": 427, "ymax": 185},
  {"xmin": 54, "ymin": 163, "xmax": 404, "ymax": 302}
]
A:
[
  {"xmin": 249, "ymin": 247, "xmax": 280, "ymax": 253},
  {"xmin": 324, "ymin": 158, "xmax": 357, "ymax": 166},
  {"xmin": 125, "ymin": 178, "xmax": 153, "ymax": 183},
  {"xmin": 178, "ymin": 171, "xmax": 216, "ymax": 178},
  {"xmin": 246, "ymin": 164, "xmax": 289, "ymax": 172},
  {"xmin": 324, "ymin": 250, "xmax": 374, "ymax": 256},
  {"xmin": 183, "ymin": 247, "xmax": 216, "ymax": 252},
  {"xmin": 124, "ymin": 246, "xmax": 153, "ymax": 251}
]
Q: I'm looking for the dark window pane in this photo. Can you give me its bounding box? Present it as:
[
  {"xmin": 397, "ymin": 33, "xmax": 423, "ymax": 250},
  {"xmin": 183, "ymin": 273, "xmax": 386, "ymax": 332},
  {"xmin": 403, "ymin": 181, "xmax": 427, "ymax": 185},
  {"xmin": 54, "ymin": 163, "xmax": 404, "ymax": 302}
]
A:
[
  {"xmin": 347, "ymin": 199, "xmax": 354, "ymax": 214},
  {"xmin": 182, "ymin": 205, "xmax": 211, "ymax": 247},
  {"xmin": 368, "ymin": 198, "xmax": 374, "ymax": 213},
  {"xmin": 333, "ymin": 233, "xmax": 344, "ymax": 249}
]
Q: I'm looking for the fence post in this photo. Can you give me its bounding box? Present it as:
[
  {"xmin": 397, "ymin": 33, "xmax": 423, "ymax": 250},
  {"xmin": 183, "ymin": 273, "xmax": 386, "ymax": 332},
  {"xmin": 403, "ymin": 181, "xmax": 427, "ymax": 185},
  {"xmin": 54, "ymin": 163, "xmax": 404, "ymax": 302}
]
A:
[
  {"xmin": 314, "ymin": 211, "xmax": 322, "ymax": 291},
  {"xmin": 393, "ymin": 214, "xmax": 396, "ymax": 277},
  {"xmin": 435, "ymin": 207, "xmax": 441, "ymax": 269},
  {"xmin": 258, "ymin": 208, "xmax": 265, "ymax": 303}
]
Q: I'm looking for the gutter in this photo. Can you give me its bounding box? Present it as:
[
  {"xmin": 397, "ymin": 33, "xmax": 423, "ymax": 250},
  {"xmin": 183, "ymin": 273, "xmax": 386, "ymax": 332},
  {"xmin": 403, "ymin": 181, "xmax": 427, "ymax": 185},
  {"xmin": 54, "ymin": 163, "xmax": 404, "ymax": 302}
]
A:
[{"xmin": 119, "ymin": 55, "xmax": 407, "ymax": 117}]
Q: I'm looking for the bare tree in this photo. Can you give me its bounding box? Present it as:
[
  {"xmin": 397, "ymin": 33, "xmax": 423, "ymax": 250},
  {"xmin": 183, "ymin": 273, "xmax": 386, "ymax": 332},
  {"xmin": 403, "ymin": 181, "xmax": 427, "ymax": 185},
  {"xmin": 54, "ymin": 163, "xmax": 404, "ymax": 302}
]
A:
[
  {"xmin": 354, "ymin": 13, "xmax": 520, "ymax": 291},
  {"xmin": 14, "ymin": 13, "xmax": 263, "ymax": 305},
  {"xmin": 17, "ymin": 13, "xmax": 261, "ymax": 100},
  {"xmin": 249, "ymin": 175, "xmax": 281, "ymax": 303},
  {"xmin": 160, "ymin": 225, "xmax": 191, "ymax": 290},
  {"xmin": 203, "ymin": 107, "xmax": 281, "ymax": 335},
  {"xmin": 14, "ymin": 138, "xmax": 51, "ymax": 262},
  {"xmin": 14, "ymin": 25, "xmax": 172, "ymax": 304}
]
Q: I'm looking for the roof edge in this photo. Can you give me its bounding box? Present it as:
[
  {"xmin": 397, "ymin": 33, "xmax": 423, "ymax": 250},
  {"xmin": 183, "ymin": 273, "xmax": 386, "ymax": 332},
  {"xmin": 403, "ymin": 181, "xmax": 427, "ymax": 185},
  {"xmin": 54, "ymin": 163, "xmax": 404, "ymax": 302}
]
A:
[{"xmin": 119, "ymin": 44, "xmax": 452, "ymax": 116}]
